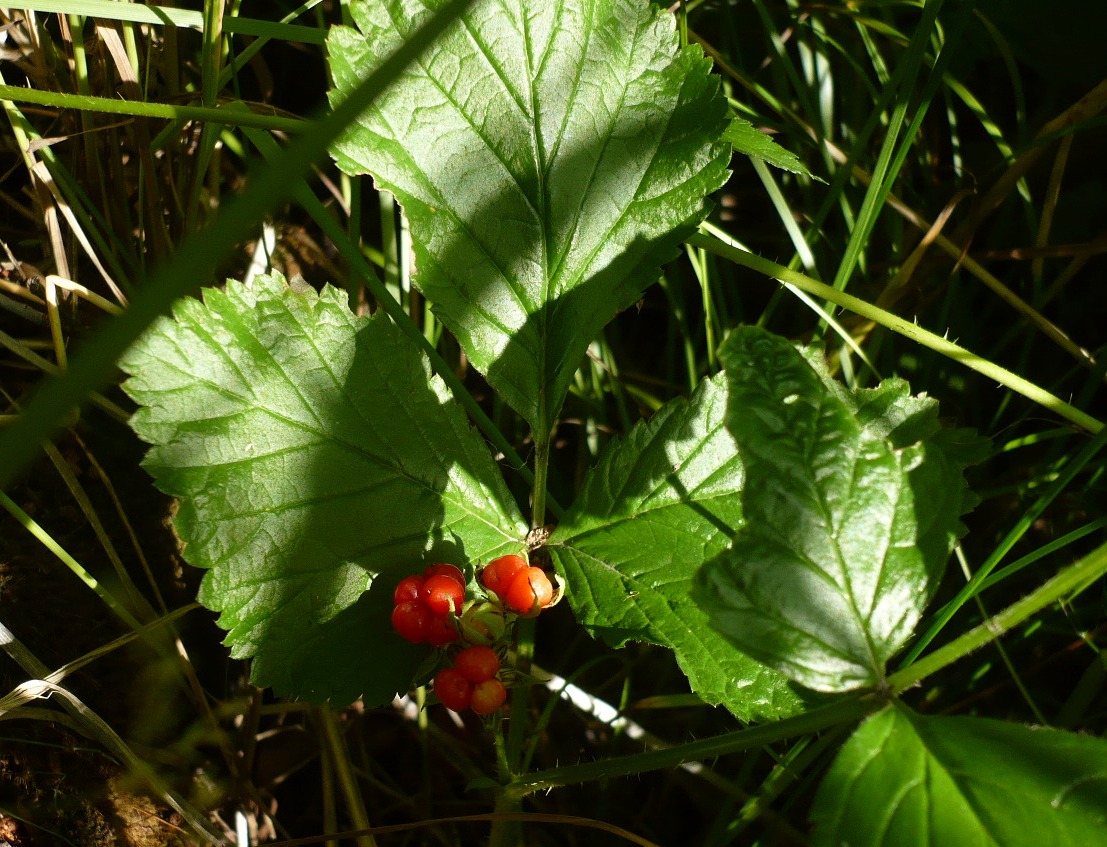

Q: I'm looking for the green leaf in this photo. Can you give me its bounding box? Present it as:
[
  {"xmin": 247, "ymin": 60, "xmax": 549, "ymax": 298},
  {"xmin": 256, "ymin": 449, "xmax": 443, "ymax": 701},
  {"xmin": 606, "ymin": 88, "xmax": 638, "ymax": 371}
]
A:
[
  {"xmin": 801, "ymin": 345, "xmax": 990, "ymax": 587},
  {"xmin": 120, "ymin": 273, "xmax": 527, "ymax": 704},
  {"xmin": 811, "ymin": 706, "xmax": 1107, "ymax": 847},
  {"xmin": 327, "ymin": 0, "xmax": 730, "ymax": 434},
  {"xmin": 696, "ymin": 327, "xmax": 980, "ymax": 692},
  {"xmin": 548, "ymin": 375, "xmax": 810, "ymax": 721},
  {"xmin": 723, "ymin": 116, "xmax": 812, "ymax": 177}
]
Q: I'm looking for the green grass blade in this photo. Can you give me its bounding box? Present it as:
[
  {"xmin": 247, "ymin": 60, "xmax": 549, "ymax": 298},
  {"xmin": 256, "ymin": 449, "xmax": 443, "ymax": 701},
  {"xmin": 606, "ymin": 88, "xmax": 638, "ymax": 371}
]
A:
[
  {"xmin": 0, "ymin": 85, "xmax": 308, "ymax": 132},
  {"xmin": 2, "ymin": 0, "xmax": 325, "ymax": 43}
]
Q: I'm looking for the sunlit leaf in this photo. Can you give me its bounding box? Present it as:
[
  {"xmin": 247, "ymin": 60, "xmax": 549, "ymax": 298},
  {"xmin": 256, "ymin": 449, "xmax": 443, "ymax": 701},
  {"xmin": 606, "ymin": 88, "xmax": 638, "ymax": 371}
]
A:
[
  {"xmin": 724, "ymin": 116, "xmax": 811, "ymax": 176},
  {"xmin": 328, "ymin": 0, "xmax": 730, "ymax": 434}
]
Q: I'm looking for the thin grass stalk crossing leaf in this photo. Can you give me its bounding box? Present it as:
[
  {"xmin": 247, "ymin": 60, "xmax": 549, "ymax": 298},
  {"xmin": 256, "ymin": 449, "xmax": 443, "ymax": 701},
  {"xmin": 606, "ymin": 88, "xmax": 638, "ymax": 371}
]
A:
[
  {"xmin": 327, "ymin": 0, "xmax": 730, "ymax": 436},
  {"xmin": 687, "ymin": 232, "xmax": 1104, "ymax": 435}
]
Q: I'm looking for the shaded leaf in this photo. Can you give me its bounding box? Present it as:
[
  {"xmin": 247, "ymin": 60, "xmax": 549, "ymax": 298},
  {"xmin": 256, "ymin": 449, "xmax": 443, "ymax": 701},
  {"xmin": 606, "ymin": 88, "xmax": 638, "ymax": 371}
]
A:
[
  {"xmin": 548, "ymin": 375, "xmax": 809, "ymax": 721},
  {"xmin": 121, "ymin": 274, "xmax": 526, "ymax": 704},
  {"xmin": 811, "ymin": 706, "xmax": 1107, "ymax": 847},
  {"xmin": 328, "ymin": 0, "xmax": 730, "ymax": 433}
]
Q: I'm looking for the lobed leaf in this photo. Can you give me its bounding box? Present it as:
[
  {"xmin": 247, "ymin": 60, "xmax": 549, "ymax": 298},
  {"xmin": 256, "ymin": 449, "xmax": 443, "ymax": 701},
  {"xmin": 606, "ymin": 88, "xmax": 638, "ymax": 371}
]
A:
[
  {"xmin": 696, "ymin": 327, "xmax": 981, "ymax": 692},
  {"xmin": 327, "ymin": 0, "xmax": 730, "ymax": 434},
  {"xmin": 811, "ymin": 706, "xmax": 1107, "ymax": 847},
  {"xmin": 121, "ymin": 273, "xmax": 527, "ymax": 704},
  {"xmin": 548, "ymin": 375, "xmax": 810, "ymax": 721}
]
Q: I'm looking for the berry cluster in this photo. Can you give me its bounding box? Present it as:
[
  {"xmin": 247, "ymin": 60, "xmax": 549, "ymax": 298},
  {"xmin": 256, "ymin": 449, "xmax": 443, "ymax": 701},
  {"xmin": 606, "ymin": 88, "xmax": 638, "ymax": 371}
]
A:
[
  {"xmin": 390, "ymin": 563, "xmax": 466, "ymax": 646},
  {"xmin": 433, "ymin": 645, "xmax": 508, "ymax": 715},
  {"xmin": 389, "ymin": 553, "xmax": 558, "ymax": 715}
]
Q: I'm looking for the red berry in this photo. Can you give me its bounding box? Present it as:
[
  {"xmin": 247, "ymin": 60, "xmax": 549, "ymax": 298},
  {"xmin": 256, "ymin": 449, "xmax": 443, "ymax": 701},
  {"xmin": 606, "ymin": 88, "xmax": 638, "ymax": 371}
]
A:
[
  {"xmin": 391, "ymin": 601, "xmax": 429, "ymax": 643},
  {"xmin": 470, "ymin": 678, "xmax": 508, "ymax": 715},
  {"xmin": 426, "ymin": 612, "xmax": 460, "ymax": 646},
  {"xmin": 422, "ymin": 574, "xmax": 466, "ymax": 615},
  {"xmin": 505, "ymin": 567, "xmax": 555, "ymax": 616},
  {"xmin": 423, "ymin": 563, "xmax": 465, "ymax": 585},
  {"xmin": 453, "ymin": 645, "xmax": 500, "ymax": 683},
  {"xmin": 393, "ymin": 575, "xmax": 424, "ymax": 605},
  {"xmin": 434, "ymin": 667, "xmax": 473, "ymax": 712},
  {"xmin": 481, "ymin": 554, "xmax": 527, "ymax": 599}
]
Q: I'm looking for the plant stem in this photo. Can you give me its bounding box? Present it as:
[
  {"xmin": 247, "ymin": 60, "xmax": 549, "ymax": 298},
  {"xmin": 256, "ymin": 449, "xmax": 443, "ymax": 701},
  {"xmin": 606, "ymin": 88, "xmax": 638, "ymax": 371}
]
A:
[
  {"xmin": 489, "ymin": 791, "xmax": 521, "ymax": 847},
  {"xmin": 691, "ymin": 230, "xmax": 1103, "ymax": 434},
  {"xmin": 888, "ymin": 539, "xmax": 1107, "ymax": 695},
  {"xmin": 506, "ymin": 695, "xmax": 874, "ymax": 796},
  {"xmin": 489, "ymin": 426, "xmax": 552, "ymax": 846},
  {"xmin": 498, "ymin": 544, "xmax": 1107, "ymax": 801},
  {"xmin": 531, "ymin": 429, "xmax": 551, "ymax": 531}
]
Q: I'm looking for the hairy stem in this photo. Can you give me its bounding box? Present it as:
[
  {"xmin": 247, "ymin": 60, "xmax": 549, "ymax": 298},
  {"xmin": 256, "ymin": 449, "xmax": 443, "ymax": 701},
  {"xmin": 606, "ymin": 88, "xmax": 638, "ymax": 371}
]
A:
[
  {"xmin": 691, "ymin": 229, "xmax": 1103, "ymax": 434},
  {"xmin": 507, "ymin": 695, "xmax": 874, "ymax": 796},
  {"xmin": 888, "ymin": 539, "xmax": 1107, "ymax": 695}
]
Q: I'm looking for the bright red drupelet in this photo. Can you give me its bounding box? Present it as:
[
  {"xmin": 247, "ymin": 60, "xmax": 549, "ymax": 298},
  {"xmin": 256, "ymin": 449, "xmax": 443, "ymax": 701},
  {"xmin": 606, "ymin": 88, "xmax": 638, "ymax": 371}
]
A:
[
  {"xmin": 481, "ymin": 554, "xmax": 527, "ymax": 599},
  {"xmin": 434, "ymin": 667, "xmax": 473, "ymax": 712},
  {"xmin": 392, "ymin": 574, "xmax": 424, "ymax": 605},
  {"xmin": 469, "ymin": 678, "xmax": 508, "ymax": 715},
  {"xmin": 391, "ymin": 601, "xmax": 430, "ymax": 643},
  {"xmin": 504, "ymin": 567, "xmax": 555, "ymax": 616},
  {"xmin": 453, "ymin": 645, "xmax": 500, "ymax": 683},
  {"xmin": 422, "ymin": 573, "xmax": 465, "ymax": 615}
]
